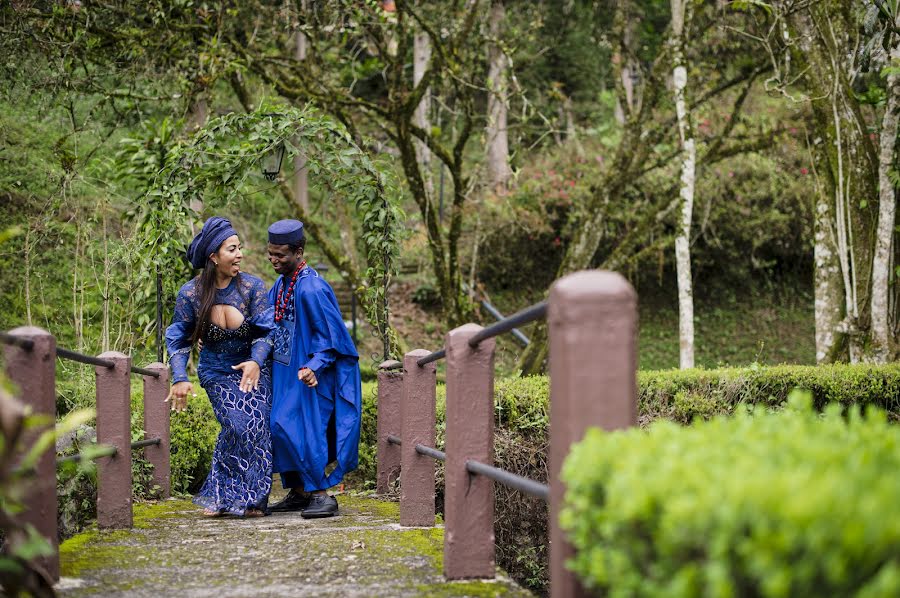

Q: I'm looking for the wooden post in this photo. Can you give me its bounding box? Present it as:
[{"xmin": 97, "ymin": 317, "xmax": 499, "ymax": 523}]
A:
[
  {"xmin": 376, "ymin": 360, "xmax": 403, "ymax": 494},
  {"xmin": 3, "ymin": 327, "xmax": 59, "ymax": 581},
  {"xmin": 399, "ymin": 349, "xmax": 436, "ymax": 527},
  {"xmin": 95, "ymin": 351, "xmax": 133, "ymax": 528},
  {"xmin": 142, "ymin": 363, "xmax": 170, "ymax": 498},
  {"xmin": 548, "ymin": 271, "xmax": 638, "ymax": 598},
  {"xmin": 444, "ymin": 323, "xmax": 496, "ymax": 579}
]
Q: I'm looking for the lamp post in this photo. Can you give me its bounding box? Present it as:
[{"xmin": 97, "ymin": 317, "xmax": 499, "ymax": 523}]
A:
[{"xmin": 261, "ymin": 141, "xmax": 286, "ymax": 181}]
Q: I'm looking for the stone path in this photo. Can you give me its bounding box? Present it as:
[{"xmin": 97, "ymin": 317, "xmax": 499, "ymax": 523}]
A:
[{"xmin": 55, "ymin": 491, "xmax": 532, "ymax": 597}]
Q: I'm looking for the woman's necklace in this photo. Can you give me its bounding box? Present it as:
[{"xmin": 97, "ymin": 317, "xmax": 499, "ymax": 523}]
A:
[{"xmin": 274, "ymin": 261, "xmax": 306, "ymax": 323}]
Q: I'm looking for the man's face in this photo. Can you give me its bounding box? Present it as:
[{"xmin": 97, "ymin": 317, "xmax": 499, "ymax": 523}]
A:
[{"xmin": 267, "ymin": 243, "xmax": 304, "ymax": 276}]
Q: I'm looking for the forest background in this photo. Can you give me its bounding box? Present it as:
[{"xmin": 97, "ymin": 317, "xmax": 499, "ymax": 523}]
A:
[
  {"xmin": 2, "ymin": 0, "xmax": 899, "ymax": 594},
  {"xmin": 2, "ymin": 0, "xmax": 899, "ymax": 399},
  {"xmin": 3, "ymin": 0, "xmax": 899, "ymax": 379}
]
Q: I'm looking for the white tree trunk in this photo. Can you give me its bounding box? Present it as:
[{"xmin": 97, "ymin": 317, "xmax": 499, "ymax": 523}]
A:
[
  {"xmin": 413, "ymin": 31, "xmax": 434, "ymax": 202},
  {"xmin": 672, "ymin": 0, "xmax": 695, "ymax": 369},
  {"xmin": 871, "ymin": 38, "xmax": 900, "ymax": 362},
  {"xmin": 486, "ymin": 0, "xmax": 512, "ymax": 191},
  {"xmin": 293, "ymin": 0, "xmax": 310, "ymax": 212}
]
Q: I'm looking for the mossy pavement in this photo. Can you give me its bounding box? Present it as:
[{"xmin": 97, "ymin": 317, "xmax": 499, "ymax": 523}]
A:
[{"xmin": 55, "ymin": 487, "xmax": 532, "ymax": 598}]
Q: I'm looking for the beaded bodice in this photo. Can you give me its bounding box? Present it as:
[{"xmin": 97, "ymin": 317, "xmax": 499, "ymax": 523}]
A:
[
  {"xmin": 165, "ymin": 273, "xmax": 275, "ymax": 384},
  {"xmin": 204, "ymin": 320, "xmax": 252, "ymax": 354}
]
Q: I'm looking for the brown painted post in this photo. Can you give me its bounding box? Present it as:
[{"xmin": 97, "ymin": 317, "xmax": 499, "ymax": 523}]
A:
[
  {"xmin": 400, "ymin": 349, "xmax": 436, "ymax": 527},
  {"xmin": 142, "ymin": 363, "xmax": 170, "ymax": 498},
  {"xmin": 3, "ymin": 327, "xmax": 59, "ymax": 581},
  {"xmin": 444, "ymin": 323, "xmax": 496, "ymax": 579},
  {"xmin": 95, "ymin": 351, "xmax": 133, "ymax": 528},
  {"xmin": 548, "ymin": 271, "xmax": 638, "ymax": 598},
  {"xmin": 376, "ymin": 360, "xmax": 403, "ymax": 494}
]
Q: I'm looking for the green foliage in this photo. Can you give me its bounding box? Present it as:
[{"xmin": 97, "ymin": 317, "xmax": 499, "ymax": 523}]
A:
[
  {"xmin": 355, "ymin": 363, "xmax": 897, "ymax": 593},
  {"xmin": 639, "ymin": 363, "xmax": 900, "ymax": 422},
  {"xmin": 0, "ymin": 385, "xmax": 93, "ymax": 596},
  {"xmin": 344, "ymin": 381, "xmax": 378, "ymax": 489},
  {"xmin": 560, "ymin": 394, "xmax": 900, "ymax": 597},
  {"xmin": 146, "ymin": 105, "xmax": 404, "ymax": 358},
  {"xmin": 168, "ymin": 388, "xmax": 219, "ymax": 495}
]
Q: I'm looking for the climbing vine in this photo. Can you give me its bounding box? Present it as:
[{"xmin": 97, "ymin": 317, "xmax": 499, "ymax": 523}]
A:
[{"xmin": 142, "ymin": 104, "xmax": 402, "ymax": 359}]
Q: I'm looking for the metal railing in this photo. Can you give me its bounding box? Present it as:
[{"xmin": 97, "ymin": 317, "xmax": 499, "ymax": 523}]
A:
[
  {"xmin": 375, "ymin": 270, "xmax": 639, "ymax": 596},
  {"xmin": 56, "ymin": 437, "xmax": 162, "ymax": 466},
  {"xmin": 394, "ymin": 300, "xmax": 551, "ymax": 500}
]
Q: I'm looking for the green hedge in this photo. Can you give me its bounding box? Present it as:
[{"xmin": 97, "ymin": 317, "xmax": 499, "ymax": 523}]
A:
[
  {"xmin": 168, "ymin": 388, "xmax": 219, "ymax": 494},
  {"xmin": 561, "ymin": 393, "xmax": 900, "ymax": 597},
  {"xmin": 639, "ymin": 364, "xmax": 900, "ymax": 422},
  {"xmin": 353, "ymin": 364, "xmax": 900, "ymax": 594}
]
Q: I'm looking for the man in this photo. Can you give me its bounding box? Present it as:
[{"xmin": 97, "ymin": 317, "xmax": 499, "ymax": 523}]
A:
[{"xmin": 265, "ymin": 219, "xmax": 362, "ymax": 518}]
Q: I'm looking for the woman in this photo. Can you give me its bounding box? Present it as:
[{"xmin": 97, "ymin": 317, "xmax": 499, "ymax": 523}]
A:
[{"xmin": 165, "ymin": 216, "xmax": 275, "ymax": 517}]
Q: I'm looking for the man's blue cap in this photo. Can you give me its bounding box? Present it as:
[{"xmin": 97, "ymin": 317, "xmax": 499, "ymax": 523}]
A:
[{"xmin": 268, "ymin": 219, "xmax": 305, "ymax": 246}]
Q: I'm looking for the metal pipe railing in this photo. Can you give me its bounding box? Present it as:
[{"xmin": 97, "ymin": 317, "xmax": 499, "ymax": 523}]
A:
[
  {"xmin": 416, "ymin": 348, "xmax": 446, "ymax": 367},
  {"xmin": 56, "ymin": 446, "xmax": 117, "ymax": 465},
  {"xmin": 130, "ymin": 365, "xmax": 161, "ymax": 378},
  {"xmin": 467, "ymin": 301, "xmax": 547, "ymax": 348},
  {"xmin": 56, "ymin": 438, "xmax": 162, "ymax": 466},
  {"xmin": 56, "ymin": 347, "xmax": 116, "ymax": 369},
  {"xmin": 387, "ymin": 434, "xmax": 403, "ymax": 445},
  {"xmin": 415, "ymin": 444, "xmax": 446, "ymax": 462},
  {"xmin": 465, "ymin": 460, "xmax": 548, "ymax": 501},
  {"xmin": 478, "ymin": 299, "xmax": 531, "ymax": 347}
]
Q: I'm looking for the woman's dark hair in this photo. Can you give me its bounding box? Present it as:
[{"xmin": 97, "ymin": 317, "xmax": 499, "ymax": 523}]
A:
[{"xmin": 191, "ymin": 258, "xmax": 243, "ymax": 345}]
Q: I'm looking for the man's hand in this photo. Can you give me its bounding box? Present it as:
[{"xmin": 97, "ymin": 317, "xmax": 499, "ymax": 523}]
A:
[
  {"xmin": 298, "ymin": 367, "xmax": 318, "ymax": 388},
  {"xmin": 165, "ymin": 381, "xmax": 193, "ymax": 413},
  {"xmin": 233, "ymin": 361, "xmax": 261, "ymax": 393}
]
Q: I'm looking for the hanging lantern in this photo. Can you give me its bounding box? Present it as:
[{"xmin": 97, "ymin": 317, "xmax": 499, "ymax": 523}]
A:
[{"xmin": 261, "ymin": 141, "xmax": 286, "ymax": 181}]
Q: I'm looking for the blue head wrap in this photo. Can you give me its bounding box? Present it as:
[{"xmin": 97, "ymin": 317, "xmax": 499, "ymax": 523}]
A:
[
  {"xmin": 186, "ymin": 217, "xmax": 238, "ymax": 269},
  {"xmin": 268, "ymin": 219, "xmax": 305, "ymax": 246}
]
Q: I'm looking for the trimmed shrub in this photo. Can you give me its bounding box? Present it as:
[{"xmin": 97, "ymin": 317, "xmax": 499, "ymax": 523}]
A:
[
  {"xmin": 355, "ymin": 364, "xmax": 900, "ymax": 594},
  {"xmin": 639, "ymin": 363, "xmax": 900, "ymax": 423},
  {"xmin": 560, "ymin": 394, "xmax": 900, "ymax": 597},
  {"xmin": 168, "ymin": 388, "xmax": 219, "ymax": 494}
]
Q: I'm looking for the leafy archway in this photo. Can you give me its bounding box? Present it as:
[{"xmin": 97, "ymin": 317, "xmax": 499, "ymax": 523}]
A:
[{"xmin": 143, "ymin": 105, "xmax": 402, "ymax": 360}]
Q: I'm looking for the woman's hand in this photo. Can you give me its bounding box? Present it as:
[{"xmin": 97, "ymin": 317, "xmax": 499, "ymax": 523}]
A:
[
  {"xmin": 165, "ymin": 381, "xmax": 194, "ymax": 413},
  {"xmin": 298, "ymin": 367, "xmax": 318, "ymax": 388},
  {"xmin": 233, "ymin": 361, "xmax": 261, "ymax": 393}
]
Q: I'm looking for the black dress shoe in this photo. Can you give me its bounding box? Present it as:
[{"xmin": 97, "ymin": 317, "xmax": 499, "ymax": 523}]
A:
[
  {"xmin": 268, "ymin": 490, "xmax": 312, "ymax": 513},
  {"xmin": 300, "ymin": 493, "xmax": 338, "ymax": 519}
]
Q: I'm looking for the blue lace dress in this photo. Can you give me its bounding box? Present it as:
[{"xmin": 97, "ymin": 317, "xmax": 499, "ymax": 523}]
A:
[{"xmin": 165, "ymin": 273, "xmax": 275, "ymax": 515}]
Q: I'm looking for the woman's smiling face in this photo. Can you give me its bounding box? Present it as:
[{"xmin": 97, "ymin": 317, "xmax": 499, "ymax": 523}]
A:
[{"xmin": 213, "ymin": 235, "xmax": 242, "ymax": 278}]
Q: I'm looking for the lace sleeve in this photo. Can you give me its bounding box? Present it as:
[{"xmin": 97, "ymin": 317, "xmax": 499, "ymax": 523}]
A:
[
  {"xmin": 165, "ymin": 285, "xmax": 196, "ymax": 383},
  {"xmin": 247, "ymin": 277, "xmax": 275, "ymax": 367}
]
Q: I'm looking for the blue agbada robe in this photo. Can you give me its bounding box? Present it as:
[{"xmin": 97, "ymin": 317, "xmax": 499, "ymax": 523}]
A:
[{"xmin": 269, "ymin": 266, "xmax": 361, "ymax": 491}]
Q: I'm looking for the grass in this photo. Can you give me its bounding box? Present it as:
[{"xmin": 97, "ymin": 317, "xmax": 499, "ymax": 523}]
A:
[{"xmin": 479, "ymin": 278, "xmax": 815, "ymax": 376}]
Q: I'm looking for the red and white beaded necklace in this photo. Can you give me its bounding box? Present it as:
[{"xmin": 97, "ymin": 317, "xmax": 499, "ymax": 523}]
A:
[{"xmin": 274, "ymin": 261, "xmax": 306, "ymax": 323}]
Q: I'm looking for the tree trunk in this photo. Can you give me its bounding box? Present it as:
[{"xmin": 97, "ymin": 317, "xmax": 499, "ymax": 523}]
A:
[
  {"xmin": 485, "ymin": 0, "xmax": 511, "ymax": 191},
  {"xmin": 413, "ymin": 31, "xmax": 434, "ymax": 202},
  {"xmin": 810, "ymin": 132, "xmax": 846, "ymax": 363},
  {"xmin": 871, "ymin": 38, "xmax": 900, "ymax": 362},
  {"xmin": 790, "ymin": 3, "xmax": 880, "ymax": 362},
  {"xmin": 293, "ymin": 1, "xmax": 310, "ymax": 212},
  {"xmin": 671, "ymin": 0, "xmax": 695, "ymax": 369}
]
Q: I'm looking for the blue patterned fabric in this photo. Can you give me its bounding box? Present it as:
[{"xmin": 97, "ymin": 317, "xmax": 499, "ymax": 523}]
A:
[{"xmin": 165, "ymin": 273, "xmax": 275, "ymax": 515}]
